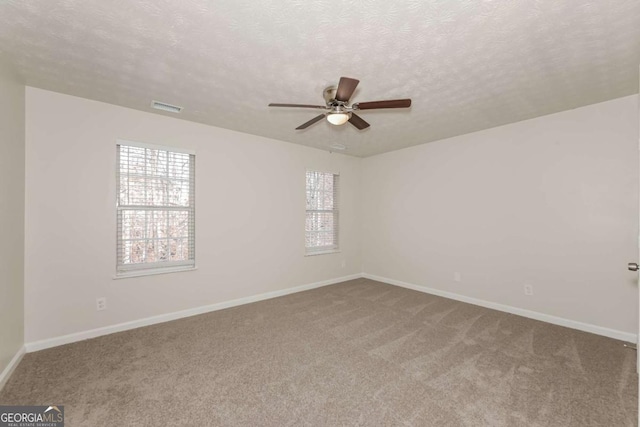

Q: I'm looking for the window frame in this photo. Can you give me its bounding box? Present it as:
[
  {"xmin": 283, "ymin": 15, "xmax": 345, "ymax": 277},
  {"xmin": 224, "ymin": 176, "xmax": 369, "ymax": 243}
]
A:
[
  {"xmin": 305, "ymin": 169, "xmax": 340, "ymax": 256},
  {"xmin": 115, "ymin": 139, "xmax": 196, "ymax": 278}
]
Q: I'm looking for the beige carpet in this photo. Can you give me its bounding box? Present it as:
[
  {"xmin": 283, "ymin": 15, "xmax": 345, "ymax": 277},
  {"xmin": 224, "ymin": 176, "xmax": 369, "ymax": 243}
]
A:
[{"xmin": 1, "ymin": 278, "xmax": 637, "ymax": 426}]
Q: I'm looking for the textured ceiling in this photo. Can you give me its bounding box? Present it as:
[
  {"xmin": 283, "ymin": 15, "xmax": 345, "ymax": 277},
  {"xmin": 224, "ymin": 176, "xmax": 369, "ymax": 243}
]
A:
[{"xmin": 1, "ymin": 0, "xmax": 639, "ymax": 157}]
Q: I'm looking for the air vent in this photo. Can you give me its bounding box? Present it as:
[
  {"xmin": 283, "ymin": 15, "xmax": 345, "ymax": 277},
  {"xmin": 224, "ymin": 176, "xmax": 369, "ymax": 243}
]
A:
[
  {"xmin": 151, "ymin": 100, "xmax": 183, "ymax": 113},
  {"xmin": 330, "ymin": 143, "xmax": 347, "ymax": 151}
]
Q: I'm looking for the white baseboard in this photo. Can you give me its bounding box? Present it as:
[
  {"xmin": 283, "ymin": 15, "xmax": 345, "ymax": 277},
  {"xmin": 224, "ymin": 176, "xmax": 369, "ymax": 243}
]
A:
[
  {"xmin": 25, "ymin": 274, "xmax": 363, "ymax": 353},
  {"xmin": 0, "ymin": 345, "xmax": 26, "ymax": 391},
  {"xmin": 25, "ymin": 272, "xmax": 635, "ymax": 353},
  {"xmin": 363, "ymin": 273, "xmax": 637, "ymax": 343}
]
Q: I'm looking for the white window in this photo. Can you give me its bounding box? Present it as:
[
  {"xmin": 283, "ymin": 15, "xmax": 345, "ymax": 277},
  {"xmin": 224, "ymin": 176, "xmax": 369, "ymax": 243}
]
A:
[
  {"xmin": 116, "ymin": 141, "xmax": 195, "ymax": 276},
  {"xmin": 305, "ymin": 170, "xmax": 339, "ymax": 254}
]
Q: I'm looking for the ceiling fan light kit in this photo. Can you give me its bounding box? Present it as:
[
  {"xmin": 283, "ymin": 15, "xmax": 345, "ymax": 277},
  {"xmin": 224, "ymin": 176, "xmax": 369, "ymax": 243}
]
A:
[
  {"xmin": 326, "ymin": 111, "xmax": 351, "ymax": 126},
  {"xmin": 269, "ymin": 77, "xmax": 411, "ymax": 131}
]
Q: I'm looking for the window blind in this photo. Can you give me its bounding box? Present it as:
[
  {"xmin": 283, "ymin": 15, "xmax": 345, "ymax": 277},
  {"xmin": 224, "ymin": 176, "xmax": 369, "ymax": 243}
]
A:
[
  {"xmin": 305, "ymin": 170, "xmax": 339, "ymax": 254},
  {"xmin": 116, "ymin": 143, "xmax": 195, "ymax": 274}
]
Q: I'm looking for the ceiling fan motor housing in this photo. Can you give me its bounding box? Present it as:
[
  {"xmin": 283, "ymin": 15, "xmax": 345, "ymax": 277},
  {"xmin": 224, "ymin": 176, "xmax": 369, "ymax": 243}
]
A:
[{"xmin": 323, "ymin": 86, "xmax": 338, "ymax": 104}]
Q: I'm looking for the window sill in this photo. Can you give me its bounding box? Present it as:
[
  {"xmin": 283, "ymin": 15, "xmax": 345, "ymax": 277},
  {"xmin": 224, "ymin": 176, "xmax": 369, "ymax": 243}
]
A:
[
  {"xmin": 305, "ymin": 249, "xmax": 341, "ymax": 257},
  {"xmin": 113, "ymin": 266, "xmax": 197, "ymax": 280}
]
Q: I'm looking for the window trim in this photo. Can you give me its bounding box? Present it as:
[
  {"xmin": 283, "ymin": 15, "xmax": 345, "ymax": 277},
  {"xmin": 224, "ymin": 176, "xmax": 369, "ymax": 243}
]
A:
[
  {"xmin": 113, "ymin": 266, "xmax": 197, "ymax": 280},
  {"xmin": 305, "ymin": 169, "xmax": 340, "ymax": 256},
  {"xmin": 304, "ymin": 249, "xmax": 341, "ymax": 257},
  {"xmin": 115, "ymin": 139, "xmax": 196, "ymax": 278}
]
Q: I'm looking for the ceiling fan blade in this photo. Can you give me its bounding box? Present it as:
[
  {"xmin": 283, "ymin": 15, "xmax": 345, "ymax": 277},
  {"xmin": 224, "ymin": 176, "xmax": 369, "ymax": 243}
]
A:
[
  {"xmin": 355, "ymin": 99, "xmax": 412, "ymax": 110},
  {"xmin": 348, "ymin": 113, "xmax": 370, "ymax": 130},
  {"xmin": 335, "ymin": 77, "xmax": 359, "ymax": 102},
  {"xmin": 296, "ymin": 114, "xmax": 326, "ymax": 130},
  {"xmin": 269, "ymin": 103, "xmax": 327, "ymax": 109}
]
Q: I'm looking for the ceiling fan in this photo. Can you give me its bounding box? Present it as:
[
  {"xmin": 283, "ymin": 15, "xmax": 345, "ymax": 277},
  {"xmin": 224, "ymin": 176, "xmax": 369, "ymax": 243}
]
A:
[{"xmin": 268, "ymin": 77, "xmax": 411, "ymax": 130}]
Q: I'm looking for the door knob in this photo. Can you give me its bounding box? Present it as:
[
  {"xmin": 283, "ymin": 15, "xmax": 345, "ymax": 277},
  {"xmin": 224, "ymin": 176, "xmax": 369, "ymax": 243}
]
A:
[{"xmin": 628, "ymin": 263, "xmax": 639, "ymax": 272}]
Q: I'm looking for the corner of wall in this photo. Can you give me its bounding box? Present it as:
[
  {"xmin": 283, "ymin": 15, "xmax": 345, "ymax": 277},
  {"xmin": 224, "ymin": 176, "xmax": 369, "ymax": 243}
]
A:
[{"xmin": 0, "ymin": 61, "xmax": 26, "ymax": 388}]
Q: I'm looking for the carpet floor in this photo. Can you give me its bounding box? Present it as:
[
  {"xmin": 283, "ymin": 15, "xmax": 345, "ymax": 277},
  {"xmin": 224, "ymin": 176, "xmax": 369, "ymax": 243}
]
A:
[{"xmin": 1, "ymin": 278, "xmax": 637, "ymax": 426}]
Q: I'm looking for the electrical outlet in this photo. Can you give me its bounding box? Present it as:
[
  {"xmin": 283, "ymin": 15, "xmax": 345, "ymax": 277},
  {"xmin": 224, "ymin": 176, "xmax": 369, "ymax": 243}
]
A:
[
  {"xmin": 523, "ymin": 284, "xmax": 533, "ymax": 296},
  {"xmin": 96, "ymin": 297, "xmax": 107, "ymax": 311},
  {"xmin": 454, "ymin": 272, "xmax": 462, "ymax": 282}
]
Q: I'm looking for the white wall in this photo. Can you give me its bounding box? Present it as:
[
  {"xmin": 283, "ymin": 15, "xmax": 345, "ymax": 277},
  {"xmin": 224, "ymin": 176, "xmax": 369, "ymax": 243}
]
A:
[
  {"xmin": 24, "ymin": 88, "xmax": 361, "ymax": 344},
  {"xmin": 21, "ymin": 87, "xmax": 640, "ymax": 344},
  {"xmin": 362, "ymin": 95, "xmax": 639, "ymax": 336},
  {"xmin": 0, "ymin": 64, "xmax": 25, "ymax": 376}
]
